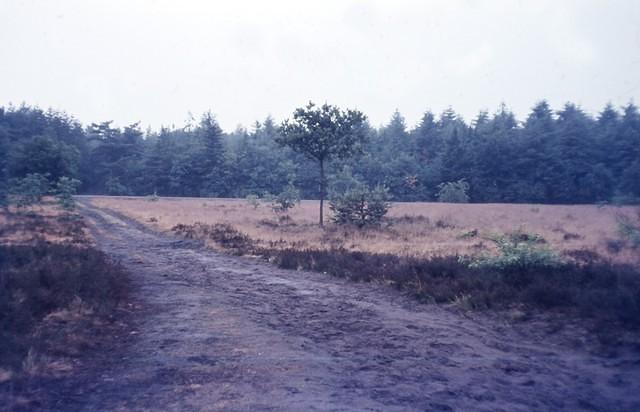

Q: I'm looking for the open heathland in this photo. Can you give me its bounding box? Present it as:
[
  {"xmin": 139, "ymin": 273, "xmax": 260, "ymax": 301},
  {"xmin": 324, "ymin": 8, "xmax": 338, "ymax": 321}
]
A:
[
  {"xmin": 90, "ymin": 196, "xmax": 640, "ymax": 264},
  {"xmin": 90, "ymin": 196, "xmax": 640, "ymax": 327}
]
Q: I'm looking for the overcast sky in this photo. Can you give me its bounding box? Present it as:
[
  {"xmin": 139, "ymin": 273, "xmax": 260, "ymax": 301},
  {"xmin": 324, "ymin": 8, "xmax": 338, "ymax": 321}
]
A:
[{"xmin": 1, "ymin": 0, "xmax": 639, "ymax": 131}]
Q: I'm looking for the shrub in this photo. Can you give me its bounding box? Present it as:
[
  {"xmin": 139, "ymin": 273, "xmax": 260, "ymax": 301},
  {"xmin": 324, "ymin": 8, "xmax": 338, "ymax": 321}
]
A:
[
  {"xmin": 0, "ymin": 178, "xmax": 7, "ymax": 209},
  {"xmin": 54, "ymin": 176, "xmax": 81, "ymax": 211},
  {"xmin": 245, "ymin": 194, "xmax": 261, "ymax": 209},
  {"xmin": 617, "ymin": 213, "xmax": 640, "ymax": 248},
  {"xmin": 147, "ymin": 191, "xmax": 159, "ymax": 202},
  {"xmin": 436, "ymin": 179, "xmax": 470, "ymax": 203},
  {"xmin": 172, "ymin": 222, "xmax": 254, "ymax": 255},
  {"xmin": 105, "ymin": 176, "xmax": 129, "ymax": 196},
  {"xmin": 467, "ymin": 231, "xmax": 562, "ymax": 276},
  {"xmin": 0, "ymin": 242, "xmax": 128, "ymax": 372},
  {"xmin": 270, "ymin": 185, "xmax": 300, "ymax": 215},
  {"xmin": 9, "ymin": 173, "xmax": 50, "ymax": 208},
  {"xmin": 329, "ymin": 185, "xmax": 390, "ymax": 227}
]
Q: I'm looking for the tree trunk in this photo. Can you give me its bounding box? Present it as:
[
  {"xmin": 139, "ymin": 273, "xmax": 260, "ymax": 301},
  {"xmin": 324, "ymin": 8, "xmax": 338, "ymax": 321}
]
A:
[{"xmin": 319, "ymin": 158, "xmax": 325, "ymax": 227}]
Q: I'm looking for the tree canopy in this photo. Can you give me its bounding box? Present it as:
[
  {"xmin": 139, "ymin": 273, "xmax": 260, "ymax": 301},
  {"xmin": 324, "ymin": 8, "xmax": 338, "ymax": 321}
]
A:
[
  {"xmin": 278, "ymin": 102, "xmax": 368, "ymax": 225},
  {"xmin": 1, "ymin": 100, "xmax": 639, "ymax": 207}
]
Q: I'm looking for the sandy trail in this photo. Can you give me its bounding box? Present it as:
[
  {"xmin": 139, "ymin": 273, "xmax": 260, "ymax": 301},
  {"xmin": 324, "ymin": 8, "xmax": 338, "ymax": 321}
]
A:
[{"xmin": 49, "ymin": 201, "xmax": 640, "ymax": 411}]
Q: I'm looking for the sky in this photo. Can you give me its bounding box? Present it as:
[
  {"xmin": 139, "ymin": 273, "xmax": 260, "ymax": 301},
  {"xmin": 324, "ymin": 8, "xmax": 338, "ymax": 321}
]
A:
[{"xmin": 1, "ymin": 0, "xmax": 640, "ymax": 132}]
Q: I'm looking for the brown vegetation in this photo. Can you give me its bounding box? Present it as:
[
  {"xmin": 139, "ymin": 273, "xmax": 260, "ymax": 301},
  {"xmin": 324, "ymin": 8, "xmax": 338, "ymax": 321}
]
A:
[
  {"xmin": 0, "ymin": 203, "xmax": 129, "ymax": 409},
  {"xmin": 92, "ymin": 196, "xmax": 640, "ymax": 264}
]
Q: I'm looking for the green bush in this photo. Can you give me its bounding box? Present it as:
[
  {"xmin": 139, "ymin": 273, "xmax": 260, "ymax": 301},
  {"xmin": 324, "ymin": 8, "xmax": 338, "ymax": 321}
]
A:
[
  {"xmin": 436, "ymin": 179, "xmax": 470, "ymax": 203},
  {"xmin": 9, "ymin": 173, "xmax": 50, "ymax": 208},
  {"xmin": 54, "ymin": 176, "xmax": 81, "ymax": 211},
  {"xmin": 467, "ymin": 231, "xmax": 563, "ymax": 273},
  {"xmin": 617, "ymin": 213, "xmax": 640, "ymax": 248},
  {"xmin": 147, "ymin": 190, "xmax": 159, "ymax": 202},
  {"xmin": 329, "ymin": 185, "xmax": 391, "ymax": 227},
  {"xmin": 270, "ymin": 185, "xmax": 300, "ymax": 214},
  {"xmin": 105, "ymin": 176, "xmax": 129, "ymax": 196},
  {"xmin": 245, "ymin": 194, "xmax": 261, "ymax": 209}
]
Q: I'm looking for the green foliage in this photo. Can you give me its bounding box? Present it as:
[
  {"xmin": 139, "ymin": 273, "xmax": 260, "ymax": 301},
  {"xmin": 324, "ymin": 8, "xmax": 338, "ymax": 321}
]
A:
[
  {"xmin": 9, "ymin": 173, "xmax": 50, "ymax": 208},
  {"xmin": 329, "ymin": 185, "xmax": 391, "ymax": 227},
  {"xmin": 436, "ymin": 179, "xmax": 470, "ymax": 203},
  {"xmin": 245, "ymin": 194, "xmax": 261, "ymax": 209},
  {"xmin": 105, "ymin": 176, "xmax": 130, "ymax": 196},
  {"xmin": 54, "ymin": 176, "xmax": 81, "ymax": 211},
  {"xmin": 270, "ymin": 185, "xmax": 301, "ymax": 214},
  {"xmin": 8, "ymin": 134, "xmax": 80, "ymax": 183},
  {"xmin": 617, "ymin": 214, "xmax": 640, "ymax": 248},
  {"xmin": 2, "ymin": 101, "xmax": 640, "ymax": 205},
  {"xmin": 147, "ymin": 191, "xmax": 159, "ymax": 202},
  {"xmin": 278, "ymin": 102, "xmax": 369, "ymax": 163},
  {"xmin": 467, "ymin": 231, "xmax": 563, "ymax": 272},
  {"xmin": 0, "ymin": 178, "xmax": 7, "ymax": 209},
  {"xmin": 278, "ymin": 102, "xmax": 368, "ymax": 225}
]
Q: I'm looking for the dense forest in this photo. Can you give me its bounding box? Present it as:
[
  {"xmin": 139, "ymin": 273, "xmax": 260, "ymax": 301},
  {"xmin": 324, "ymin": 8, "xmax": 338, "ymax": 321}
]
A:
[{"xmin": 1, "ymin": 100, "xmax": 639, "ymax": 204}]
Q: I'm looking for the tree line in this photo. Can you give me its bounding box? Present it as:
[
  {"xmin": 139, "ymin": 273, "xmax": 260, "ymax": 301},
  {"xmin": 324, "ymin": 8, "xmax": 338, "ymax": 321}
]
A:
[{"xmin": 1, "ymin": 100, "xmax": 639, "ymax": 205}]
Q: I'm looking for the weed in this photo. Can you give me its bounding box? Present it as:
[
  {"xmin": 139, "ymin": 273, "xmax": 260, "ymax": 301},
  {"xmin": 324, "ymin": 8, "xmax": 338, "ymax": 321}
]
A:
[
  {"xmin": 563, "ymin": 232, "xmax": 581, "ymax": 241},
  {"xmin": 458, "ymin": 229, "xmax": 478, "ymax": 239},
  {"xmin": 435, "ymin": 218, "xmax": 456, "ymax": 229},
  {"xmin": 172, "ymin": 223, "xmax": 254, "ymax": 255}
]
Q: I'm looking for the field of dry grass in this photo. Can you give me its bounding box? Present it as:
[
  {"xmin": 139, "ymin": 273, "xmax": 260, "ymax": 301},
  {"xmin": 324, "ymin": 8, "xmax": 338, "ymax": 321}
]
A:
[
  {"xmin": 89, "ymin": 196, "xmax": 640, "ymax": 264},
  {"xmin": 0, "ymin": 201, "xmax": 89, "ymax": 246}
]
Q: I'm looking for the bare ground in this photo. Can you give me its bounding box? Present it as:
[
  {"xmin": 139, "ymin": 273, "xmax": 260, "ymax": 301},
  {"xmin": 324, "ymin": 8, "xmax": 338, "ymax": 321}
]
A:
[{"xmin": 27, "ymin": 201, "xmax": 640, "ymax": 411}]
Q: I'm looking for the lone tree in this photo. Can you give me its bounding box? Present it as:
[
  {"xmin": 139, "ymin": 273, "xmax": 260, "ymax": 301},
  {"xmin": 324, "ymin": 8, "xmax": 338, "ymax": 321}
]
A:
[{"xmin": 278, "ymin": 102, "xmax": 368, "ymax": 226}]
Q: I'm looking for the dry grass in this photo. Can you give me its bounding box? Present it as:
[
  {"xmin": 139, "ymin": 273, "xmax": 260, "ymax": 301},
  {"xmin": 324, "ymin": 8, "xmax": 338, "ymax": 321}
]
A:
[
  {"xmin": 0, "ymin": 200, "xmax": 91, "ymax": 246},
  {"xmin": 90, "ymin": 196, "xmax": 640, "ymax": 264},
  {"xmin": 0, "ymin": 204, "xmax": 128, "ymax": 405}
]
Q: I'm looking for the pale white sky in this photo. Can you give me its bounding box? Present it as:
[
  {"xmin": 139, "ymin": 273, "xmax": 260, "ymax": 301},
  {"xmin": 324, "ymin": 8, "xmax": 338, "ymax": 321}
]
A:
[{"xmin": 1, "ymin": 0, "xmax": 639, "ymax": 131}]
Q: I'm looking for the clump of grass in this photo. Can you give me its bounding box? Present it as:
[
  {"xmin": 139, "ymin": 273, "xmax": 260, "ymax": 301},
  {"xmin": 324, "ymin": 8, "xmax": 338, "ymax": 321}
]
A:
[{"xmin": 172, "ymin": 222, "xmax": 254, "ymax": 255}]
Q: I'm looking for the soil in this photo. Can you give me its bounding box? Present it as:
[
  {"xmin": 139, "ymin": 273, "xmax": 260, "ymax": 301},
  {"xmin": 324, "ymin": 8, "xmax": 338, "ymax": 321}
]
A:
[{"xmin": 15, "ymin": 201, "xmax": 640, "ymax": 411}]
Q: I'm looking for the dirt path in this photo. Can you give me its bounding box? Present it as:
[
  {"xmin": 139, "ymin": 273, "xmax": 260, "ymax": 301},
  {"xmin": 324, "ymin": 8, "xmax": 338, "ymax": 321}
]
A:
[{"xmin": 50, "ymin": 201, "xmax": 640, "ymax": 411}]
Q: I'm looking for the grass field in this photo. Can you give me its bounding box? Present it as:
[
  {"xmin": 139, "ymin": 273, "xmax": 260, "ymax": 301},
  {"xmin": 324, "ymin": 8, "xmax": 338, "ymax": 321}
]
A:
[{"xmin": 90, "ymin": 196, "xmax": 640, "ymax": 265}]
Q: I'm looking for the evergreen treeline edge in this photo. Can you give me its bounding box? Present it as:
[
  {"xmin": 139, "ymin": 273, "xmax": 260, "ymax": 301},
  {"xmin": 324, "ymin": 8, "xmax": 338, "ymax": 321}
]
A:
[{"xmin": 1, "ymin": 100, "xmax": 639, "ymax": 204}]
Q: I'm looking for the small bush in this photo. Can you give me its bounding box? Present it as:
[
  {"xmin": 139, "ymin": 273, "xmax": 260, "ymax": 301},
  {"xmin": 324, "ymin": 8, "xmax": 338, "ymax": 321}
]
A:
[
  {"xmin": 329, "ymin": 185, "xmax": 390, "ymax": 227},
  {"xmin": 468, "ymin": 231, "xmax": 561, "ymax": 274},
  {"xmin": 245, "ymin": 194, "xmax": 261, "ymax": 209},
  {"xmin": 9, "ymin": 173, "xmax": 50, "ymax": 208},
  {"xmin": 105, "ymin": 177, "xmax": 129, "ymax": 196},
  {"xmin": 270, "ymin": 185, "xmax": 300, "ymax": 215},
  {"xmin": 54, "ymin": 176, "xmax": 81, "ymax": 211},
  {"xmin": 172, "ymin": 223, "xmax": 254, "ymax": 255},
  {"xmin": 147, "ymin": 191, "xmax": 159, "ymax": 202},
  {"xmin": 458, "ymin": 229, "xmax": 478, "ymax": 239},
  {"xmin": 436, "ymin": 179, "xmax": 470, "ymax": 203},
  {"xmin": 617, "ymin": 214, "xmax": 640, "ymax": 248}
]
